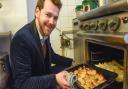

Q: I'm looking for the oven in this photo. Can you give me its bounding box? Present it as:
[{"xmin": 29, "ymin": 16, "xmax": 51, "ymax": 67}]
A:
[{"xmin": 73, "ymin": 0, "xmax": 128, "ymax": 89}]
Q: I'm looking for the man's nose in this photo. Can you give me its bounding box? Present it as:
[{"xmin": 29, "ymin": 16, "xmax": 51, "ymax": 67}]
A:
[{"xmin": 49, "ymin": 18, "xmax": 55, "ymax": 25}]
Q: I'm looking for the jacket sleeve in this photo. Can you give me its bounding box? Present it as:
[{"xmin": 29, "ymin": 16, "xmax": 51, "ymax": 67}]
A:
[{"xmin": 10, "ymin": 36, "xmax": 57, "ymax": 89}]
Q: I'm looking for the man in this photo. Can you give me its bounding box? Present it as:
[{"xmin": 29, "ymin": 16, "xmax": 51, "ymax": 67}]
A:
[{"xmin": 8, "ymin": 0, "xmax": 73, "ymax": 89}]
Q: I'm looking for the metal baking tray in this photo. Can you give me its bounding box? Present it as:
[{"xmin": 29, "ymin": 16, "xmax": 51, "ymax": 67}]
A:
[{"xmin": 65, "ymin": 64, "xmax": 117, "ymax": 89}]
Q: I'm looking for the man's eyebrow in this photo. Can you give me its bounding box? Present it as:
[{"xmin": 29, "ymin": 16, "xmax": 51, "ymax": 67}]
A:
[{"xmin": 43, "ymin": 9, "xmax": 58, "ymax": 16}]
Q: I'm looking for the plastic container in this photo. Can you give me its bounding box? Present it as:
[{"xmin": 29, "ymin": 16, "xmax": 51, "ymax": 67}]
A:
[
  {"xmin": 91, "ymin": 0, "xmax": 98, "ymax": 9},
  {"xmin": 75, "ymin": 5, "xmax": 84, "ymax": 16},
  {"xmin": 82, "ymin": 0, "xmax": 92, "ymax": 12},
  {"xmin": 82, "ymin": 0, "xmax": 97, "ymax": 12}
]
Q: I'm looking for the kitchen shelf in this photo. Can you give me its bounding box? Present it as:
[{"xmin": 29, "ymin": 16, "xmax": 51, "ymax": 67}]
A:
[
  {"xmin": 77, "ymin": 0, "xmax": 128, "ymax": 21},
  {"xmin": 0, "ymin": 31, "xmax": 11, "ymax": 38}
]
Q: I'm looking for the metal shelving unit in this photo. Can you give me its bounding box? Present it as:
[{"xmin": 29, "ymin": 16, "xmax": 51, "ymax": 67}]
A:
[
  {"xmin": 0, "ymin": 31, "xmax": 11, "ymax": 38},
  {"xmin": 0, "ymin": 31, "xmax": 12, "ymax": 53}
]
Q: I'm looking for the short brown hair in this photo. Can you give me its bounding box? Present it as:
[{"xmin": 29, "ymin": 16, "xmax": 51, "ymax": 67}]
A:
[{"xmin": 36, "ymin": 0, "xmax": 62, "ymax": 10}]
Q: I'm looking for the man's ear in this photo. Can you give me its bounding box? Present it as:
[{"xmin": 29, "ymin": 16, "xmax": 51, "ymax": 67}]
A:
[{"xmin": 35, "ymin": 7, "xmax": 40, "ymax": 18}]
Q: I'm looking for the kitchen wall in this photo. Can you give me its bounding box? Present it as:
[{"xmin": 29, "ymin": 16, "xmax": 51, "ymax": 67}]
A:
[
  {"xmin": 0, "ymin": 0, "xmax": 28, "ymax": 53},
  {"xmin": 0, "ymin": 0, "xmax": 27, "ymax": 34},
  {"xmin": 50, "ymin": 0, "xmax": 83, "ymax": 59}
]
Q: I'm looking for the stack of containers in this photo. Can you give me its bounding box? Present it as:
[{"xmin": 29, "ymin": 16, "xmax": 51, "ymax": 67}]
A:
[
  {"xmin": 75, "ymin": 5, "xmax": 83, "ymax": 16},
  {"xmin": 75, "ymin": 0, "xmax": 98, "ymax": 16}
]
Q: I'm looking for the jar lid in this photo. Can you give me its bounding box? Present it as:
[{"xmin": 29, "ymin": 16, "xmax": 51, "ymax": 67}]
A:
[
  {"xmin": 75, "ymin": 5, "xmax": 83, "ymax": 12},
  {"xmin": 82, "ymin": 0, "xmax": 90, "ymax": 4}
]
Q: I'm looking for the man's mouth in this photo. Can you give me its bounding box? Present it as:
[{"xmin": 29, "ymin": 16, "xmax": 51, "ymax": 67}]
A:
[{"xmin": 47, "ymin": 24, "xmax": 55, "ymax": 30}]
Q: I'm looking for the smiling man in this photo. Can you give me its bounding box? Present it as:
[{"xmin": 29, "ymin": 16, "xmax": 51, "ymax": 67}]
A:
[{"xmin": 8, "ymin": 0, "xmax": 73, "ymax": 89}]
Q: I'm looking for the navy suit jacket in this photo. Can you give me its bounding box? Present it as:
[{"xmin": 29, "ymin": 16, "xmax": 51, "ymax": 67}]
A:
[{"xmin": 9, "ymin": 20, "xmax": 73, "ymax": 89}]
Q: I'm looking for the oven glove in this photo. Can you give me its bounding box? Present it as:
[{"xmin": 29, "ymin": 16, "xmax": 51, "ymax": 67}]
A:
[{"xmin": 68, "ymin": 74, "xmax": 78, "ymax": 89}]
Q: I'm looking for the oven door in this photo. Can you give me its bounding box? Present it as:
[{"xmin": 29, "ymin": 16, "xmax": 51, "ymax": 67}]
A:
[{"xmin": 74, "ymin": 31, "xmax": 128, "ymax": 89}]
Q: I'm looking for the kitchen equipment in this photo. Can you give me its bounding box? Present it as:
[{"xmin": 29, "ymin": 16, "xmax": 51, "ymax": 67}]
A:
[
  {"xmin": 73, "ymin": 0, "xmax": 128, "ymax": 89},
  {"xmin": 98, "ymin": 0, "xmax": 122, "ymax": 6}
]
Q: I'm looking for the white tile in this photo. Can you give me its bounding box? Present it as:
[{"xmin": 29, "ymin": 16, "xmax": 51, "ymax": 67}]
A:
[
  {"xmin": 67, "ymin": 0, "xmax": 76, "ymax": 5},
  {"xmin": 0, "ymin": 1, "xmax": 14, "ymax": 16},
  {"xmin": 75, "ymin": 0, "xmax": 83, "ymax": 5},
  {"xmin": 56, "ymin": 18, "xmax": 61, "ymax": 29},
  {"xmin": 67, "ymin": 6, "xmax": 76, "ymax": 17},
  {"xmin": 13, "ymin": 0, "xmax": 27, "ymax": 15},
  {"xmin": 50, "ymin": 30, "xmax": 61, "ymax": 52},
  {"xmin": 60, "ymin": 6, "xmax": 69, "ymax": 16},
  {"xmin": 60, "ymin": 17, "xmax": 70, "ymax": 28},
  {"xmin": 69, "ymin": 17, "xmax": 75, "ymax": 27},
  {"xmin": 0, "ymin": 0, "xmax": 27, "ymax": 16},
  {"xmin": 51, "ymin": 29, "xmax": 60, "ymax": 39},
  {"xmin": 0, "ymin": 0, "xmax": 28, "ymax": 35},
  {"xmin": 61, "ymin": 0, "xmax": 68, "ymax": 5},
  {"xmin": 60, "ymin": 16, "xmax": 74, "ymax": 28},
  {"xmin": 64, "ymin": 48, "xmax": 74, "ymax": 59},
  {"xmin": 61, "ymin": 27, "xmax": 72, "ymax": 31}
]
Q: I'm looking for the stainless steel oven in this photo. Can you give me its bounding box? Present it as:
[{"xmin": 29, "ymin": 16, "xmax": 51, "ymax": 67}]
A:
[{"xmin": 73, "ymin": 0, "xmax": 128, "ymax": 89}]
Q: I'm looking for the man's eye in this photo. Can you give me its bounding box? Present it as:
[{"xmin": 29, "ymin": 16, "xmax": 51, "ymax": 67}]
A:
[
  {"xmin": 45, "ymin": 13, "xmax": 58, "ymax": 21},
  {"xmin": 46, "ymin": 13, "xmax": 52, "ymax": 17},
  {"xmin": 54, "ymin": 17, "xmax": 58, "ymax": 21}
]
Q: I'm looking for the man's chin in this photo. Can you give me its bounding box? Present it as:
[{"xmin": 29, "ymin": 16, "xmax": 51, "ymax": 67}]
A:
[{"xmin": 44, "ymin": 32, "xmax": 51, "ymax": 36}]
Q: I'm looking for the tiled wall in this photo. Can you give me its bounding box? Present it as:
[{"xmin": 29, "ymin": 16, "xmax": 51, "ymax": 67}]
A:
[
  {"xmin": 50, "ymin": 0, "xmax": 83, "ymax": 59},
  {"xmin": 0, "ymin": 0, "xmax": 27, "ymax": 34}
]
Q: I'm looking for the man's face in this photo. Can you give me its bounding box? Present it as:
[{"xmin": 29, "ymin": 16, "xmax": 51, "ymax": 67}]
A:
[{"xmin": 35, "ymin": 0, "xmax": 60, "ymax": 36}]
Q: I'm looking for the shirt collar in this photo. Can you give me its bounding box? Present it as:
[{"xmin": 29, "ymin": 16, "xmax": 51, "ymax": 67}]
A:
[{"xmin": 37, "ymin": 28, "xmax": 48, "ymax": 45}]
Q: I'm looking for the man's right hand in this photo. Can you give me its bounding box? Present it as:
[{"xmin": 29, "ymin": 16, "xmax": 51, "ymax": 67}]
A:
[{"xmin": 55, "ymin": 71, "xmax": 71, "ymax": 89}]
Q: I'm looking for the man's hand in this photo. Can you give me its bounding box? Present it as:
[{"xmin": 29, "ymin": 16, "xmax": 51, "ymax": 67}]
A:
[{"xmin": 55, "ymin": 71, "xmax": 71, "ymax": 89}]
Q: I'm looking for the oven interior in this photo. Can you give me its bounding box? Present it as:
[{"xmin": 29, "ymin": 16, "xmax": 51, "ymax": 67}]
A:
[{"xmin": 87, "ymin": 41, "xmax": 124, "ymax": 89}]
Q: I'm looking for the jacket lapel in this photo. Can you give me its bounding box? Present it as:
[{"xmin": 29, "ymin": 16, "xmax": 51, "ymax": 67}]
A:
[
  {"xmin": 30, "ymin": 20, "xmax": 44, "ymax": 59},
  {"xmin": 30, "ymin": 20, "xmax": 52, "ymax": 73}
]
